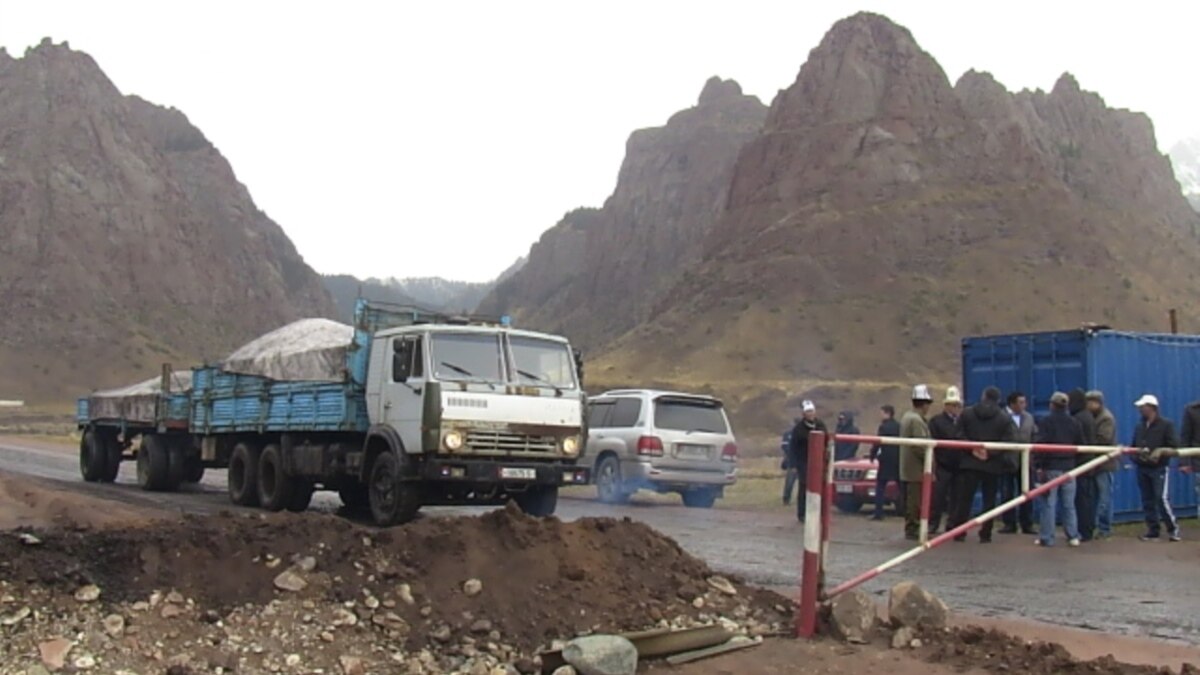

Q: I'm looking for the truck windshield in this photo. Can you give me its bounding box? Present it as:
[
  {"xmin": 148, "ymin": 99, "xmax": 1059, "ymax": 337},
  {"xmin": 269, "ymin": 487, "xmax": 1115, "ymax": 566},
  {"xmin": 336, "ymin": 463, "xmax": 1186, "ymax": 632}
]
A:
[
  {"xmin": 654, "ymin": 398, "xmax": 728, "ymax": 434},
  {"xmin": 509, "ymin": 336, "xmax": 577, "ymax": 390},
  {"xmin": 430, "ymin": 333, "xmax": 504, "ymax": 383}
]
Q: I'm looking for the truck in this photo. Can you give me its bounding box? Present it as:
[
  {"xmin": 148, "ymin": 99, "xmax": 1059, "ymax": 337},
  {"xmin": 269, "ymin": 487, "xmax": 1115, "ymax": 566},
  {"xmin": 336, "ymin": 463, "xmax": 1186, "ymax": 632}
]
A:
[{"xmin": 75, "ymin": 300, "xmax": 590, "ymax": 526}]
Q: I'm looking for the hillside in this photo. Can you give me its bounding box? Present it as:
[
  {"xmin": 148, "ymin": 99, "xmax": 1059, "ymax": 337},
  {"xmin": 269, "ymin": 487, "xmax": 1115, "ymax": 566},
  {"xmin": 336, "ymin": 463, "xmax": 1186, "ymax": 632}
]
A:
[
  {"xmin": 0, "ymin": 40, "xmax": 335, "ymax": 401},
  {"xmin": 483, "ymin": 14, "xmax": 1200, "ymax": 439}
]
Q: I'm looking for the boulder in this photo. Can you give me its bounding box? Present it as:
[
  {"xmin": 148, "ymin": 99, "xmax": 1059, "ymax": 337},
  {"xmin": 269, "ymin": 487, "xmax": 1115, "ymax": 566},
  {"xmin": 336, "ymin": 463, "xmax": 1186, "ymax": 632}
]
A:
[
  {"xmin": 273, "ymin": 569, "xmax": 308, "ymax": 593},
  {"xmin": 829, "ymin": 589, "xmax": 876, "ymax": 644},
  {"xmin": 888, "ymin": 581, "xmax": 948, "ymax": 629},
  {"xmin": 891, "ymin": 626, "xmax": 915, "ymax": 649},
  {"xmin": 562, "ymin": 635, "xmax": 638, "ymax": 675},
  {"xmin": 38, "ymin": 638, "xmax": 72, "ymax": 671},
  {"xmin": 463, "ymin": 578, "xmax": 483, "ymax": 597}
]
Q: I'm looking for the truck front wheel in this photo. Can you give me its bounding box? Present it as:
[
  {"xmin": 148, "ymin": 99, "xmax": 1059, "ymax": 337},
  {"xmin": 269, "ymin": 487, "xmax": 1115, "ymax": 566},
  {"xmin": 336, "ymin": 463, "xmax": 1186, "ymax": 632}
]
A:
[
  {"xmin": 368, "ymin": 452, "xmax": 420, "ymax": 526},
  {"xmin": 257, "ymin": 444, "xmax": 294, "ymax": 512},
  {"xmin": 515, "ymin": 485, "xmax": 559, "ymax": 517}
]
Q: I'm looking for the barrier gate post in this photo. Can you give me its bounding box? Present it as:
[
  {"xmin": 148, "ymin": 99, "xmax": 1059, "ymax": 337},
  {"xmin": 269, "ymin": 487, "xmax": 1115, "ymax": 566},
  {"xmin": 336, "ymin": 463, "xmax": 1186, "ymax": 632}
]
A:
[{"xmin": 797, "ymin": 430, "xmax": 827, "ymax": 638}]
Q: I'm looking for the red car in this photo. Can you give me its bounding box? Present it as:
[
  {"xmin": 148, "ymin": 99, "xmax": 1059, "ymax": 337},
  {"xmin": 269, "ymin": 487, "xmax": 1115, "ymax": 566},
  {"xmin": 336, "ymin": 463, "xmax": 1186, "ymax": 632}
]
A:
[{"xmin": 831, "ymin": 457, "xmax": 902, "ymax": 513}]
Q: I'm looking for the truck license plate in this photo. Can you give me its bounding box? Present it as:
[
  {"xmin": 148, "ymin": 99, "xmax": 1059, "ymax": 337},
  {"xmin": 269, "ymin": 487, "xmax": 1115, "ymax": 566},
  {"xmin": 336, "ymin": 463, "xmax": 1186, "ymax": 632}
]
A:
[
  {"xmin": 500, "ymin": 467, "xmax": 537, "ymax": 480},
  {"xmin": 836, "ymin": 483, "xmax": 853, "ymax": 494}
]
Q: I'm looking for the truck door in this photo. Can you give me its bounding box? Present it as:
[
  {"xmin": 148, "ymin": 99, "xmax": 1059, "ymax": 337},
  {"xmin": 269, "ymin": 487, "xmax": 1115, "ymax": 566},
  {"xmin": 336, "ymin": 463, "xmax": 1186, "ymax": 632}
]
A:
[{"xmin": 384, "ymin": 334, "xmax": 427, "ymax": 453}]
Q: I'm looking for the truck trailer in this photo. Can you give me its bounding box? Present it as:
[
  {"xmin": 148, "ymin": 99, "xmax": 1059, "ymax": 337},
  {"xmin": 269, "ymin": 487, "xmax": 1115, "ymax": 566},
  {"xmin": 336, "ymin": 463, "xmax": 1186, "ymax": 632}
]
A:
[{"xmin": 76, "ymin": 300, "xmax": 590, "ymax": 526}]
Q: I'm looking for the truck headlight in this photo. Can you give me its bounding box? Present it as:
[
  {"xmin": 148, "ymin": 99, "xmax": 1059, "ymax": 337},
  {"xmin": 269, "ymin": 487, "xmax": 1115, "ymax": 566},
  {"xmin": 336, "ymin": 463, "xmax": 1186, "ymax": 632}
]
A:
[
  {"xmin": 561, "ymin": 436, "xmax": 580, "ymax": 456},
  {"xmin": 444, "ymin": 430, "xmax": 464, "ymax": 451}
]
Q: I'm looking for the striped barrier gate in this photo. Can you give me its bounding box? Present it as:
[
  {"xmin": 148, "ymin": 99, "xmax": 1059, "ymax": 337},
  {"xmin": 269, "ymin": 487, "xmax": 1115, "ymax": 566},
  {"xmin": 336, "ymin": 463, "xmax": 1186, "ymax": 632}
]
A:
[{"xmin": 796, "ymin": 433, "xmax": 1199, "ymax": 638}]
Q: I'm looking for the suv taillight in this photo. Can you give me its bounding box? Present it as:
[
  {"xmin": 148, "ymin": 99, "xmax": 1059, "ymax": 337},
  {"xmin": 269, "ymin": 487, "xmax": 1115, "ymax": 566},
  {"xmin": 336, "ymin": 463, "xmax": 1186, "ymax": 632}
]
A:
[
  {"xmin": 721, "ymin": 442, "xmax": 739, "ymax": 462},
  {"xmin": 637, "ymin": 436, "xmax": 664, "ymax": 457}
]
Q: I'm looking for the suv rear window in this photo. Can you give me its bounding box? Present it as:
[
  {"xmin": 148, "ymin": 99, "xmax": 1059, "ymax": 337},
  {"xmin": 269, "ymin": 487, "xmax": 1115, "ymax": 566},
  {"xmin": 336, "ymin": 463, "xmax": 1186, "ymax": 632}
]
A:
[{"xmin": 654, "ymin": 398, "xmax": 728, "ymax": 434}]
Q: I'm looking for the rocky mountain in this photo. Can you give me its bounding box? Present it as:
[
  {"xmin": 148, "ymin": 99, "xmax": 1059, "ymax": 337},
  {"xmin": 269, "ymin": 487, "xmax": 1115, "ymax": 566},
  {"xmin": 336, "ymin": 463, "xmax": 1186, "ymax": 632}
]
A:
[
  {"xmin": 483, "ymin": 13, "xmax": 1200, "ymax": 439},
  {"xmin": 1170, "ymin": 138, "xmax": 1200, "ymax": 211},
  {"xmin": 0, "ymin": 40, "xmax": 335, "ymax": 401},
  {"xmin": 478, "ymin": 77, "xmax": 768, "ymax": 348},
  {"xmin": 324, "ymin": 256, "xmax": 526, "ymax": 322}
]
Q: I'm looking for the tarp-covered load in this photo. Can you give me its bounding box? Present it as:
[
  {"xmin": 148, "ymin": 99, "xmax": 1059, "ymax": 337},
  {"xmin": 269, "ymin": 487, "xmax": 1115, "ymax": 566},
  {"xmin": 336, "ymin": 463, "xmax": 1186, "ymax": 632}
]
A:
[
  {"xmin": 89, "ymin": 371, "xmax": 193, "ymax": 423},
  {"xmin": 220, "ymin": 319, "xmax": 354, "ymax": 383}
]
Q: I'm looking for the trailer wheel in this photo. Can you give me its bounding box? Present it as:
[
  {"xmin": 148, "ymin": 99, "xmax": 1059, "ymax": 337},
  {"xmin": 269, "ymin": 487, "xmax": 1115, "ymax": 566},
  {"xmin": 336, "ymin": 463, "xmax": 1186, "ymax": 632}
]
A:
[
  {"xmin": 137, "ymin": 435, "xmax": 172, "ymax": 491},
  {"xmin": 286, "ymin": 480, "xmax": 315, "ymax": 513},
  {"xmin": 338, "ymin": 483, "xmax": 370, "ymax": 513},
  {"xmin": 164, "ymin": 438, "xmax": 187, "ymax": 491},
  {"xmin": 228, "ymin": 442, "xmax": 261, "ymax": 506},
  {"xmin": 257, "ymin": 444, "xmax": 294, "ymax": 512},
  {"xmin": 515, "ymin": 485, "xmax": 559, "ymax": 517},
  {"xmin": 184, "ymin": 456, "xmax": 206, "ymax": 484},
  {"xmin": 98, "ymin": 431, "xmax": 122, "ymax": 483},
  {"xmin": 368, "ymin": 452, "xmax": 420, "ymax": 526},
  {"xmin": 80, "ymin": 429, "xmax": 107, "ymax": 483}
]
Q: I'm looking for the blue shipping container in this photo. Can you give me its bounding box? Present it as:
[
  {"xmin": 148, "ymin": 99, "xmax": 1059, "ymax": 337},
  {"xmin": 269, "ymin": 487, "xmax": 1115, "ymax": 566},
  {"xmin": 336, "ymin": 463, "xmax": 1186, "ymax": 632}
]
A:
[{"xmin": 962, "ymin": 329, "xmax": 1199, "ymax": 523}]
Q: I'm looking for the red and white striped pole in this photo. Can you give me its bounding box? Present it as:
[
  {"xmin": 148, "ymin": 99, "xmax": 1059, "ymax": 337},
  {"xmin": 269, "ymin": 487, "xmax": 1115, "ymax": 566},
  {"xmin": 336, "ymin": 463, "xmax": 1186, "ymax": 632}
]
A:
[
  {"xmin": 919, "ymin": 444, "xmax": 934, "ymax": 542},
  {"xmin": 797, "ymin": 430, "xmax": 827, "ymax": 638},
  {"xmin": 823, "ymin": 447, "xmax": 1123, "ymax": 600}
]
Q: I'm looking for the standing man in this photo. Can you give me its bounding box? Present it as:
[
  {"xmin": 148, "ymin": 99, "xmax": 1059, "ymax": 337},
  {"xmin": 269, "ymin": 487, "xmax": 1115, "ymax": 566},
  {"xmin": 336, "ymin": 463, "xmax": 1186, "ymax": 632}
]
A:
[
  {"xmin": 870, "ymin": 405, "xmax": 902, "ymax": 521},
  {"xmin": 1034, "ymin": 392, "xmax": 1083, "ymax": 547},
  {"xmin": 788, "ymin": 401, "xmax": 828, "ymax": 522},
  {"xmin": 999, "ymin": 391, "xmax": 1036, "ymax": 535},
  {"xmin": 1069, "ymin": 389, "xmax": 1099, "ymax": 542},
  {"xmin": 1131, "ymin": 394, "xmax": 1180, "ymax": 542},
  {"xmin": 1087, "ymin": 391, "xmax": 1118, "ymax": 540},
  {"xmin": 1180, "ymin": 399, "xmax": 1200, "ymax": 518},
  {"xmin": 950, "ymin": 386, "xmax": 1015, "ymax": 543},
  {"xmin": 834, "ymin": 412, "xmax": 861, "ymax": 462},
  {"xmin": 780, "ymin": 420, "xmax": 798, "ymax": 506},
  {"xmin": 899, "ymin": 385, "xmax": 934, "ymax": 541},
  {"xmin": 927, "ymin": 386, "xmax": 963, "ymax": 534}
]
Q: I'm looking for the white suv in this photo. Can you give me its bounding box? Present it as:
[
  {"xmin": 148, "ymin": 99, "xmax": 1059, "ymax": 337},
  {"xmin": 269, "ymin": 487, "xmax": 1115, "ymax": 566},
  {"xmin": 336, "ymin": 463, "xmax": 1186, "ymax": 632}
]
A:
[{"xmin": 586, "ymin": 389, "xmax": 738, "ymax": 508}]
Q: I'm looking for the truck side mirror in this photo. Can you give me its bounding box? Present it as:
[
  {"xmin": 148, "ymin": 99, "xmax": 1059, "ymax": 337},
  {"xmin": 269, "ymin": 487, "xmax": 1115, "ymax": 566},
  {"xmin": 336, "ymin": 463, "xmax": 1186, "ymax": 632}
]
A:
[
  {"xmin": 573, "ymin": 348, "xmax": 584, "ymax": 386},
  {"xmin": 393, "ymin": 341, "xmax": 412, "ymax": 383}
]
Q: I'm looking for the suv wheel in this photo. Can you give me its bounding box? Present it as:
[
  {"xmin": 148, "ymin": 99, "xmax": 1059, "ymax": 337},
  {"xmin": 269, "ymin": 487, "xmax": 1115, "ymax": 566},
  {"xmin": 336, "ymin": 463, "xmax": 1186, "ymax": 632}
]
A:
[
  {"xmin": 595, "ymin": 456, "xmax": 630, "ymax": 504},
  {"xmin": 835, "ymin": 495, "xmax": 864, "ymax": 513},
  {"xmin": 681, "ymin": 488, "xmax": 718, "ymax": 509}
]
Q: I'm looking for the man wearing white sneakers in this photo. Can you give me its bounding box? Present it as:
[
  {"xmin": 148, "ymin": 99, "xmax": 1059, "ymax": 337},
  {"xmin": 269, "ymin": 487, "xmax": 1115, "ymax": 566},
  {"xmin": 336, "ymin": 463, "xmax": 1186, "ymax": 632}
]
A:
[
  {"xmin": 1034, "ymin": 392, "xmax": 1082, "ymax": 548},
  {"xmin": 1131, "ymin": 394, "xmax": 1181, "ymax": 542}
]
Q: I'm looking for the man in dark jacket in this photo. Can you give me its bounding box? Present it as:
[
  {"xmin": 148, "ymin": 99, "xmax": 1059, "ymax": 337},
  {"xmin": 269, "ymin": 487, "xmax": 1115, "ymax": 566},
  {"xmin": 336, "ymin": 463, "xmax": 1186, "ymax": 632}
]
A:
[
  {"xmin": 927, "ymin": 387, "xmax": 963, "ymax": 534},
  {"xmin": 1131, "ymin": 394, "xmax": 1180, "ymax": 542},
  {"xmin": 949, "ymin": 386, "xmax": 1016, "ymax": 543},
  {"xmin": 999, "ymin": 391, "xmax": 1036, "ymax": 535},
  {"xmin": 1069, "ymin": 389, "xmax": 1099, "ymax": 542},
  {"xmin": 788, "ymin": 400, "xmax": 828, "ymax": 522},
  {"xmin": 834, "ymin": 412, "xmax": 861, "ymax": 462},
  {"xmin": 1035, "ymin": 392, "xmax": 1083, "ymax": 547},
  {"xmin": 1180, "ymin": 399, "xmax": 1200, "ymax": 516},
  {"xmin": 1087, "ymin": 391, "xmax": 1119, "ymax": 539},
  {"xmin": 870, "ymin": 405, "xmax": 902, "ymax": 520},
  {"xmin": 780, "ymin": 421, "xmax": 798, "ymax": 505}
]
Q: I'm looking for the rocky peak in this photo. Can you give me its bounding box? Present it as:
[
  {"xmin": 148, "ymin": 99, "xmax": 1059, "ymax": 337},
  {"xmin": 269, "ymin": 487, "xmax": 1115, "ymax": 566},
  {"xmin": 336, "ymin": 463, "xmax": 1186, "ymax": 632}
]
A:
[
  {"xmin": 698, "ymin": 76, "xmax": 744, "ymax": 106},
  {"xmin": 765, "ymin": 12, "xmax": 963, "ymax": 138}
]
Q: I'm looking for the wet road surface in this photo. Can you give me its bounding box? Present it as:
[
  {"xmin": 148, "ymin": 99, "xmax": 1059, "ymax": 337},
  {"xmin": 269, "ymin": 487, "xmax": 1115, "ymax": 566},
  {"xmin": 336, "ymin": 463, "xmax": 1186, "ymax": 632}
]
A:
[{"xmin": 2, "ymin": 437, "xmax": 1197, "ymax": 646}]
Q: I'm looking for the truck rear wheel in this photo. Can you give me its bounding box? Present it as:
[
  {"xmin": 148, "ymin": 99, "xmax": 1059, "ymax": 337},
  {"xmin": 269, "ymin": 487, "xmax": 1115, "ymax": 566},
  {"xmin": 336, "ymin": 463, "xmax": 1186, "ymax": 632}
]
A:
[
  {"xmin": 228, "ymin": 442, "xmax": 261, "ymax": 506},
  {"xmin": 80, "ymin": 429, "xmax": 108, "ymax": 483},
  {"xmin": 368, "ymin": 452, "xmax": 420, "ymax": 526},
  {"xmin": 515, "ymin": 485, "xmax": 559, "ymax": 517},
  {"xmin": 137, "ymin": 435, "xmax": 172, "ymax": 491},
  {"xmin": 257, "ymin": 444, "xmax": 294, "ymax": 512}
]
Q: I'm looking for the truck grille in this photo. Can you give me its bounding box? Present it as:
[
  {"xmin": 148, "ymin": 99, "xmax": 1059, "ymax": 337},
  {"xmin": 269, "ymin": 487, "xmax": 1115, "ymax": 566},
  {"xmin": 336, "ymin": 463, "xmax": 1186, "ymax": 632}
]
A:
[
  {"xmin": 466, "ymin": 431, "xmax": 558, "ymax": 454},
  {"xmin": 834, "ymin": 467, "xmax": 866, "ymax": 481}
]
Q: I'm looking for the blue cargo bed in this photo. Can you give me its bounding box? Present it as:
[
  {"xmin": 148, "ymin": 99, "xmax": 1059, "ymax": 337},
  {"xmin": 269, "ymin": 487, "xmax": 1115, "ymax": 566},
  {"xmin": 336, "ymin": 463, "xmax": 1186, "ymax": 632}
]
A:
[{"xmin": 189, "ymin": 367, "xmax": 369, "ymax": 434}]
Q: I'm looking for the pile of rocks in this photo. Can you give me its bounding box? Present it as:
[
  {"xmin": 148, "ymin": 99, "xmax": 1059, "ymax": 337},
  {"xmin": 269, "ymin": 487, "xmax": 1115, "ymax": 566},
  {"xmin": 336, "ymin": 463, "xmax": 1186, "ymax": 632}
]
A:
[{"xmin": 827, "ymin": 580, "xmax": 949, "ymax": 648}]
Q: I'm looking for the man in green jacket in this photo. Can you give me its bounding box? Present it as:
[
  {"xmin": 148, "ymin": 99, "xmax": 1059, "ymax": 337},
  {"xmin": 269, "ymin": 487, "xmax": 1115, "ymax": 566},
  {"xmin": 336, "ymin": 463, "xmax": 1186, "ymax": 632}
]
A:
[
  {"xmin": 899, "ymin": 384, "xmax": 934, "ymax": 541},
  {"xmin": 1087, "ymin": 390, "xmax": 1118, "ymax": 539}
]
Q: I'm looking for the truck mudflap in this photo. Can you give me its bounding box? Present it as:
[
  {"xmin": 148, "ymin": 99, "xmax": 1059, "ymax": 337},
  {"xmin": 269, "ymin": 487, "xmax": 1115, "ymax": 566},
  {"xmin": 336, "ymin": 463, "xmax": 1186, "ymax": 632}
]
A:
[{"xmin": 418, "ymin": 458, "xmax": 589, "ymax": 487}]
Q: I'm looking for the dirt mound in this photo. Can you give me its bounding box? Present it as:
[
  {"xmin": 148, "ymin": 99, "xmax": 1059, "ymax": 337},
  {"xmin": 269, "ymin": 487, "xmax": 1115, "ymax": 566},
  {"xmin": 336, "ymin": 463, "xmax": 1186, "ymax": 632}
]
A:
[
  {"xmin": 0, "ymin": 504, "xmax": 789, "ymax": 673},
  {"xmin": 923, "ymin": 626, "xmax": 1190, "ymax": 675},
  {"xmin": 0, "ymin": 472, "xmax": 154, "ymax": 530}
]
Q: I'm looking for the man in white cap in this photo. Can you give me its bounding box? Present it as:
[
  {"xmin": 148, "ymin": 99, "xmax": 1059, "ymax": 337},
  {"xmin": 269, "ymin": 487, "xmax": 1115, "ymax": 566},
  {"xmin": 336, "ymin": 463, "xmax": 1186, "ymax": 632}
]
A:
[
  {"xmin": 899, "ymin": 385, "xmax": 934, "ymax": 540},
  {"xmin": 927, "ymin": 386, "xmax": 963, "ymax": 534},
  {"xmin": 1131, "ymin": 394, "xmax": 1180, "ymax": 542},
  {"xmin": 786, "ymin": 400, "xmax": 827, "ymax": 522}
]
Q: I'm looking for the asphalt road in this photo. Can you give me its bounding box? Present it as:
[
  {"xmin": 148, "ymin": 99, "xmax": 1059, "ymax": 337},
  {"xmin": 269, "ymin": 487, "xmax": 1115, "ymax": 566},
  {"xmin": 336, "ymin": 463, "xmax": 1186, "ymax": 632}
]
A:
[{"xmin": 2, "ymin": 437, "xmax": 1197, "ymax": 647}]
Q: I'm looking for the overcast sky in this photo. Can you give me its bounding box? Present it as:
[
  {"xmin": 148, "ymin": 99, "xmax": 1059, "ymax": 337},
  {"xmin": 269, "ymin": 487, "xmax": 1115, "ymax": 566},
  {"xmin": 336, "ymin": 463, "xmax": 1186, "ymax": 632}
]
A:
[{"xmin": 2, "ymin": 2, "xmax": 1197, "ymax": 281}]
